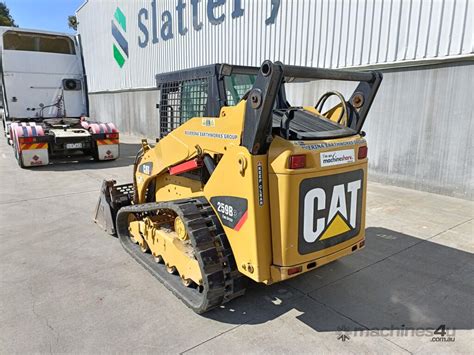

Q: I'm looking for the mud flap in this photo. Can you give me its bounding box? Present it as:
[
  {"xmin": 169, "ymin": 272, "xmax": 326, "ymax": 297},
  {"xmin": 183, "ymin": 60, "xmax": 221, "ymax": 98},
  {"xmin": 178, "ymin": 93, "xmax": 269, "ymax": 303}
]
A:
[
  {"xmin": 11, "ymin": 123, "xmax": 49, "ymax": 167},
  {"xmin": 97, "ymin": 143, "xmax": 119, "ymax": 160},
  {"xmin": 94, "ymin": 180, "xmax": 134, "ymax": 235},
  {"xmin": 89, "ymin": 122, "xmax": 120, "ymax": 161},
  {"xmin": 20, "ymin": 147, "xmax": 49, "ymax": 167}
]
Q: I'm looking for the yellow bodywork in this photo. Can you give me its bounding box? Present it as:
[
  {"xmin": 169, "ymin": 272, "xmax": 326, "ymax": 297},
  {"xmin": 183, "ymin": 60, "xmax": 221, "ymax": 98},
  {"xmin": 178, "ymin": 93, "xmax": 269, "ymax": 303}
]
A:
[
  {"xmin": 133, "ymin": 99, "xmax": 367, "ymax": 284},
  {"xmin": 268, "ymin": 135, "xmax": 367, "ymax": 281}
]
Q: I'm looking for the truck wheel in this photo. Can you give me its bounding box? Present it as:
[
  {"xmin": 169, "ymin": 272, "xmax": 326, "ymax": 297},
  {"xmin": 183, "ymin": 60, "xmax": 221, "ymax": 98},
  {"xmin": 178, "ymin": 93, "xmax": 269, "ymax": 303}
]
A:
[
  {"xmin": 83, "ymin": 149, "xmax": 93, "ymax": 159},
  {"xmin": 17, "ymin": 151, "xmax": 25, "ymax": 169},
  {"xmin": 84, "ymin": 148, "xmax": 99, "ymax": 161}
]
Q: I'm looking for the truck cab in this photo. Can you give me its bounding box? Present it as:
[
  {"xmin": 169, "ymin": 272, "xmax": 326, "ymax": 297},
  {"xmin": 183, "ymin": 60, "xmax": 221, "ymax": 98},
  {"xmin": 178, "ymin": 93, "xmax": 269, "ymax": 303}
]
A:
[{"xmin": 0, "ymin": 27, "xmax": 120, "ymax": 167}]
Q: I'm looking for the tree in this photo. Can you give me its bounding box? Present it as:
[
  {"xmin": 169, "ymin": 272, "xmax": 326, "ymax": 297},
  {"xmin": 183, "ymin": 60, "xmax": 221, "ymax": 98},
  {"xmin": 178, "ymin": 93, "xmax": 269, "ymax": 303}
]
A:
[
  {"xmin": 0, "ymin": 2, "xmax": 17, "ymax": 27},
  {"xmin": 68, "ymin": 15, "xmax": 78, "ymax": 31}
]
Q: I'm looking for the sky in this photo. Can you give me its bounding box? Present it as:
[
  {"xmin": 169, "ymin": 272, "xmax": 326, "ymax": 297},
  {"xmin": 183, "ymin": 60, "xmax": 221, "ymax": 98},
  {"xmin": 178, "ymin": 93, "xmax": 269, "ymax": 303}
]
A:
[{"xmin": 7, "ymin": 0, "xmax": 84, "ymax": 34}]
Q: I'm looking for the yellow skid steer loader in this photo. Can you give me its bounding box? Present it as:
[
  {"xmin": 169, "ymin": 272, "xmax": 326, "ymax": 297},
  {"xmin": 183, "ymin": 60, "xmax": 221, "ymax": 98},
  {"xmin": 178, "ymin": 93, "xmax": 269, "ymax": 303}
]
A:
[{"xmin": 95, "ymin": 61, "xmax": 382, "ymax": 313}]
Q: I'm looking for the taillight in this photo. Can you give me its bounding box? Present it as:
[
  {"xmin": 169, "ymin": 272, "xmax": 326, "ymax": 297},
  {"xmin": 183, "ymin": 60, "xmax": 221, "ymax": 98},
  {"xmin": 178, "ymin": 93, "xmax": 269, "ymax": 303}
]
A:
[
  {"xmin": 288, "ymin": 155, "xmax": 306, "ymax": 169},
  {"xmin": 358, "ymin": 146, "xmax": 368, "ymax": 159},
  {"xmin": 287, "ymin": 266, "xmax": 302, "ymax": 275},
  {"xmin": 106, "ymin": 132, "xmax": 119, "ymax": 139},
  {"xmin": 18, "ymin": 137, "xmax": 35, "ymax": 144}
]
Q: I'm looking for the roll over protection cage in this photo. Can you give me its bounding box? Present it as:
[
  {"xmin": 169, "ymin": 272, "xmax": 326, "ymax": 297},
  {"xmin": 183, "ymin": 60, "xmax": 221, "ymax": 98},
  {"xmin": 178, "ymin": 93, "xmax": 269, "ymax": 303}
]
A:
[
  {"xmin": 156, "ymin": 64, "xmax": 261, "ymax": 126},
  {"xmin": 155, "ymin": 61, "xmax": 382, "ymax": 153},
  {"xmin": 241, "ymin": 61, "xmax": 383, "ymax": 155}
]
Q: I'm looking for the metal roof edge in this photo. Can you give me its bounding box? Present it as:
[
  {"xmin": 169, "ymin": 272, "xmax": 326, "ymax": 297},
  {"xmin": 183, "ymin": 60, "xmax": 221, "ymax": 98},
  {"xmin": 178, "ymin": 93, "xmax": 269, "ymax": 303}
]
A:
[
  {"xmin": 340, "ymin": 54, "xmax": 474, "ymax": 72},
  {"xmin": 76, "ymin": 0, "xmax": 89, "ymax": 14},
  {"xmin": 0, "ymin": 26, "xmax": 75, "ymax": 37},
  {"xmin": 87, "ymin": 54, "xmax": 474, "ymax": 94}
]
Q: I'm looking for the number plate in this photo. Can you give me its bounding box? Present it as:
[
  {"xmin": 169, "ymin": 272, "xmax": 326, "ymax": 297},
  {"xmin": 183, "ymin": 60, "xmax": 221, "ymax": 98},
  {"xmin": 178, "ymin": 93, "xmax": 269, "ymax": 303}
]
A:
[{"xmin": 66, "ymin": 142, "xmax": 83, "ymax": 149}]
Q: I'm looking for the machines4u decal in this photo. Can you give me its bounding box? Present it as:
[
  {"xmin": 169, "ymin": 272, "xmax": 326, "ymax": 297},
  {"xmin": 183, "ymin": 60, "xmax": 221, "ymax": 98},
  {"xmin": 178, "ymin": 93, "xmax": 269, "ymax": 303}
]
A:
[{"xmin": 298, "ymin": 170, "xmax": 363, "ymax": 254}]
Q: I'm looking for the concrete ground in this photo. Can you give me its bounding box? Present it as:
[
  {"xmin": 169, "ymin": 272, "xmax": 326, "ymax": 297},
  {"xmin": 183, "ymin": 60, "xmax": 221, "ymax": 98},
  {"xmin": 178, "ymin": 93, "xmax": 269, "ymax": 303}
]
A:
[{"xmin": 0, "ymin": 135, "xmax": 472, "ymax": 354}]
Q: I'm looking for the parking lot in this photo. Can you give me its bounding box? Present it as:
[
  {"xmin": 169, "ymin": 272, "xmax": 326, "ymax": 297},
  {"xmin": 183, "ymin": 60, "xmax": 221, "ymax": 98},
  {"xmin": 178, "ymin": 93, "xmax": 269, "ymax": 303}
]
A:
[{"xmin": 0, "ymin": 134, "xmax": 472, "ymax": 354}]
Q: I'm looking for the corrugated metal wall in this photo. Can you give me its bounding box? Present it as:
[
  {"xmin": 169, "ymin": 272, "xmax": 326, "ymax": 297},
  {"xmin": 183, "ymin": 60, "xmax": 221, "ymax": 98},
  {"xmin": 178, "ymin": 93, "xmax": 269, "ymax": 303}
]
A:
[{"xmin": 77, "ymin": 0, "xmax": 474, "ymax": 93}]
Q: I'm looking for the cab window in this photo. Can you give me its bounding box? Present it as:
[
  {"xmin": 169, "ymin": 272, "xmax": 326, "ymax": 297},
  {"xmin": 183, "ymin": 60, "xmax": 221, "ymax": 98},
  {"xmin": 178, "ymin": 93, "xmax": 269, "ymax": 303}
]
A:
[{"xmin": 224, "ymin": 74, "xmax": 256, "ymax": 105}]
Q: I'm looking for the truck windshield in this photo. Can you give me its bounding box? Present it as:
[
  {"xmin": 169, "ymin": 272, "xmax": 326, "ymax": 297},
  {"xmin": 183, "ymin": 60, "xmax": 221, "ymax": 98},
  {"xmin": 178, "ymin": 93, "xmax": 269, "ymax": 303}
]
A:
[{"xmin": 3, "ymin": 31, "xmax": 76, "ymax": 55}]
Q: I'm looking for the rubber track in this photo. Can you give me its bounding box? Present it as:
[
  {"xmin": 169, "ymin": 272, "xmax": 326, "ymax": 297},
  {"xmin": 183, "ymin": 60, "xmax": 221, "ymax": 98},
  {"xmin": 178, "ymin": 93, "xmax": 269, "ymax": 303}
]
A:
[{"xmin": 116, "ymin": 197, "xmax": 246, "ymax": 313}]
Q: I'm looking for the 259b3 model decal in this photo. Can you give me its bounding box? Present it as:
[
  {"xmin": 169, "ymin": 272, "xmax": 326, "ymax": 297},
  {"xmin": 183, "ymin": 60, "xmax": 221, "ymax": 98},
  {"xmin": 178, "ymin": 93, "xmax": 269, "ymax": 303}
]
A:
[
  {"xmin": 210, "ymin": 196, "xmax": 248, "ymax": 231},
  {"xmin": 298, "ymin": 170, "xmax": 364, "ymax": 254}
]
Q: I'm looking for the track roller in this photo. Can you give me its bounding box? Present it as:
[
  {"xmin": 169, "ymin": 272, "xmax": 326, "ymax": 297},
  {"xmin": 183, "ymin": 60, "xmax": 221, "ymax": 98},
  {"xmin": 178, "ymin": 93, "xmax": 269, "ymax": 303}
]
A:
[
  {"xmin": 166, "ymin": 264, "xmax": 177, "ymax": 274},
  {"xmin": 181, "ymin": 277, "xmax": 193, "ymax": 287}
]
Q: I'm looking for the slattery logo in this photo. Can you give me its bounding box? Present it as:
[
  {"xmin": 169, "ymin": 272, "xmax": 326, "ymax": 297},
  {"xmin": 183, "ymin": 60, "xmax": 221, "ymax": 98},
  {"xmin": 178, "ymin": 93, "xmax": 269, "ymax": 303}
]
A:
[
  {"xmin": 112, "ymin": 7, "xmax": 128, "ymax": 68},
  {"xmin": 137, "ymin": 0, "xmax": 281, "ymax": 48}
]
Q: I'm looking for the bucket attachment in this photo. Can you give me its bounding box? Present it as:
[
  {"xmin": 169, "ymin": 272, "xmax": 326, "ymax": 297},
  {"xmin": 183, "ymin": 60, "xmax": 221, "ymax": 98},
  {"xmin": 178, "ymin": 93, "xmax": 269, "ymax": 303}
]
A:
[{"xmin": 94, "ymin": 180, "xmax": 134, "ymax": 235}]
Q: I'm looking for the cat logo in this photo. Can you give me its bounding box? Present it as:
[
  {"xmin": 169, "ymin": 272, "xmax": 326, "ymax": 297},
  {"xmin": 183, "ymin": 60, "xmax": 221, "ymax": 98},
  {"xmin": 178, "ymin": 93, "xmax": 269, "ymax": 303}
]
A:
[
  {"xmin": 298, "ymin": 170, "xmax": 364, "ymax": 254},
  {"xmin": 139, "ymin": 162, "xmax": 153, "ymax": 176}
]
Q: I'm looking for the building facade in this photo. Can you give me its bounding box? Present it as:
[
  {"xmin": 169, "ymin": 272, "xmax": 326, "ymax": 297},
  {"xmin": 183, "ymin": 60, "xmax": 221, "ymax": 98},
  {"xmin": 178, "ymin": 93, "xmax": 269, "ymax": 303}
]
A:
[{"xmin": 77, "ymin": 0, "xmax": 473, "ymax": 199}]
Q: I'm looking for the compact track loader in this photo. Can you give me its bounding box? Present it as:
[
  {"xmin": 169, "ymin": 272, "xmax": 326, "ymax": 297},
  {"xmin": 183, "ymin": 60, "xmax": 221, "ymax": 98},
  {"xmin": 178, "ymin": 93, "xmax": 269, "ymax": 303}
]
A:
[{"xmin": 95, "ymin": 61, "xmax": 382, "ymax": 313}]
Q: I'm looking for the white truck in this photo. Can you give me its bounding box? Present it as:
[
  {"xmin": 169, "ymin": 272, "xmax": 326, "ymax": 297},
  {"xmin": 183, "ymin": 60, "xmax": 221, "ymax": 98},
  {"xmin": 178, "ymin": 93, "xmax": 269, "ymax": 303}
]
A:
[{"xmin": 0, "ymin": 27, "xmax": 120, "ymax": 167}]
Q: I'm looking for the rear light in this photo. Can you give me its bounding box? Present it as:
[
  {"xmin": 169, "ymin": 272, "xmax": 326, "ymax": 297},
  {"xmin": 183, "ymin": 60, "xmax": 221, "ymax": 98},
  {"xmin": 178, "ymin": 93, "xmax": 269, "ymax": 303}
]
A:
[
  {"xmin": 358, "ymin": 146, "xmax": 368, "ymax": 159},
  {"xmin": 18, "ymin": 137, "xmax": 35, "ymax": 144},
  {"xmin": 105, "ymin": 132, "xmax": 119, "ymax": 139},
  {"xmin": 359, "ymin": 239, "xmax": 365, "ymax": 248},
  {"xmin": 287, "ymin": 266, "xmax": 302, "ymax": 275},
  {"xmin": 288, "ymin": 155, "xmax": 306, "ymax": 169}
]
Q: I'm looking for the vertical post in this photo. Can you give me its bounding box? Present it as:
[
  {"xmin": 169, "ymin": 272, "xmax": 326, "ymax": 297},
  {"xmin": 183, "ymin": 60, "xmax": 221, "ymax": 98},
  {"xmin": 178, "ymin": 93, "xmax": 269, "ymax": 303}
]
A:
[{"xmin": 242, "ymin": 61, "xmax": 284, "ymax": 155}]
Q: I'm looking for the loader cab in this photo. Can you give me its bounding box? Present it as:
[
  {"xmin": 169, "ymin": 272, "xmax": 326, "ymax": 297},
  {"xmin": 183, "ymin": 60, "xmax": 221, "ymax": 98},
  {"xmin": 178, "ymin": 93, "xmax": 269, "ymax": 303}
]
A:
[
  {"xmin": 157, "ymin": 64, "xmax": 261, "ymax": 138},
  {"xmin": 156, "ymin": 63, "xmax": 289, "ymax": 138},
  {"xmin": 156, "ymin": 63, "xmax": 381, "ymax": 146}
]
